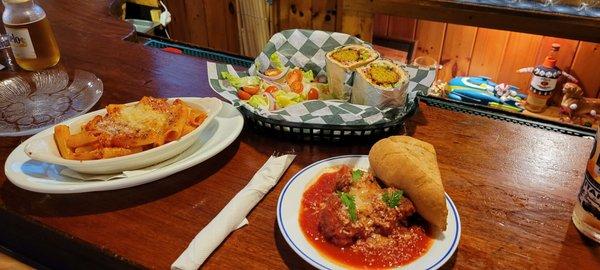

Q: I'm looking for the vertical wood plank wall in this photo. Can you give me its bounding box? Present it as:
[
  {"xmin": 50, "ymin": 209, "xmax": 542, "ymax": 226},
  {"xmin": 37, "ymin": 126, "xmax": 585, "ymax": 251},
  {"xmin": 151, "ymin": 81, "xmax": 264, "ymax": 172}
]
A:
[
  {"xmin": 278, "ymin": 0, "xmax": 338, "ymax": 31},
  {"xmin": 164, "ymin": 1, "xmax": 599, "ymax": 97},
  {"xmin": 166, "ymin": 0, "xmax": 239, "ymax": 54},
  {"xmin": 373, "ymin": 15, "xmax": 600, "ymax": 97}
]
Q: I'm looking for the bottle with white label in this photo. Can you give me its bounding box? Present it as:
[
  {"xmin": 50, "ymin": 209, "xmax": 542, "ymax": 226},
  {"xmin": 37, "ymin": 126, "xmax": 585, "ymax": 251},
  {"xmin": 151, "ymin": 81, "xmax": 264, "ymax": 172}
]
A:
[
  {"xmin": 2, "ymin": 0, "xmax": 60, "ymax": 71},
  {"xmin": 524, "ymin": 43, "xmax": 561, "ymax": 113}
]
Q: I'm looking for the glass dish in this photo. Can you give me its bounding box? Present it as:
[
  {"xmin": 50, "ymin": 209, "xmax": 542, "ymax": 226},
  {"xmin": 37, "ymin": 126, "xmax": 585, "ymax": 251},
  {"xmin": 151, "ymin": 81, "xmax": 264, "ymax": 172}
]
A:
[{"xmin": 0, "ymin": 67, "xmax": 103, "ymax": 137}]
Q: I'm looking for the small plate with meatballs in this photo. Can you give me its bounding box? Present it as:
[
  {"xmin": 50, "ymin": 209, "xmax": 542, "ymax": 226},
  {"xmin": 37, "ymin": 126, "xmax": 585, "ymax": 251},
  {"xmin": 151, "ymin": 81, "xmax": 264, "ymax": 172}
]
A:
[{"xmin": 277, "ymin": 136, "xmax": 460, "ymax": 269}]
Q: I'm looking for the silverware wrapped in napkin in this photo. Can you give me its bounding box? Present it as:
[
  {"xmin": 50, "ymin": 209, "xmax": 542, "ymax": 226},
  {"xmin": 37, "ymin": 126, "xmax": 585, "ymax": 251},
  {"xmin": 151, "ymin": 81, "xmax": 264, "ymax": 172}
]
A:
[{"xmin": 171, "ymin": 153, "xmax": 296, "ymax": 270}]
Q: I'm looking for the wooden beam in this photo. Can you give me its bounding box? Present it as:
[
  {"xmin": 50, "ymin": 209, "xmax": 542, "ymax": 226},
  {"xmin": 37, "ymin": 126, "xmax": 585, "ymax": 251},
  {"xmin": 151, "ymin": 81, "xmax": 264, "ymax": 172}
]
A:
[{"xmin": 340, "ymin": 0, "xmax": 600, "ymax": 43}]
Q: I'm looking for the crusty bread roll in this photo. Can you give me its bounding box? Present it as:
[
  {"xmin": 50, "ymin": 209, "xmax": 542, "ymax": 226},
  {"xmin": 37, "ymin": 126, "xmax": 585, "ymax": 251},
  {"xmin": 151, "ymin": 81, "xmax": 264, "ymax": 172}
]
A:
[{"xmin": 369, "ymin": 136, "xmax": 447, "ymax": 231}]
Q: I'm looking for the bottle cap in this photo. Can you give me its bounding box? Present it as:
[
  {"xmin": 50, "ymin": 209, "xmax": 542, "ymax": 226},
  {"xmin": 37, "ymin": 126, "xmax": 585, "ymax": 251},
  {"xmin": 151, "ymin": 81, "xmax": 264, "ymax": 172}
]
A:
[
  {"xmin": 543, "ymin": 43, "xmax": 561, "ymax": 68},
  {"xmin": 543, "ymin": 57, "xmax": 557, "ymax": 68}
]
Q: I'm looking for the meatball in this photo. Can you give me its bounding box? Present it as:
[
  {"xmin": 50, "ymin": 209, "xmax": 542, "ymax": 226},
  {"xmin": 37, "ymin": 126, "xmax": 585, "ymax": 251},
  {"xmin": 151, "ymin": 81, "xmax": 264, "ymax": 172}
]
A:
[
  {"xmin": 318, "ymin": 194, "xmax": 358, "ymax": 246},
  {"xmin": 317, "ymin": 167, "xmax": 417, "ymax": 247}
]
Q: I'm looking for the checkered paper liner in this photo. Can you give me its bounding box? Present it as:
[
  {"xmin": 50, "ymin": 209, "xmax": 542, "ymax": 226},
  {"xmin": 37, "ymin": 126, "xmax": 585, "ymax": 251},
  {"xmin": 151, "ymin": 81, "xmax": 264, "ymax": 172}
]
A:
[
  {"xmin": 247, "ymin": 29, "xmax": 367, "ymax": 77},
  {"xmin": 207, "ymin": 29, "xmax": 436, "ymax": 126},
  {"xmin": 248, "ymin": 29, "xmax": 368, "ymax": 93},
  {"xmin": 208, "ymin": 62, "xmax": 434, "ymax": 126}
]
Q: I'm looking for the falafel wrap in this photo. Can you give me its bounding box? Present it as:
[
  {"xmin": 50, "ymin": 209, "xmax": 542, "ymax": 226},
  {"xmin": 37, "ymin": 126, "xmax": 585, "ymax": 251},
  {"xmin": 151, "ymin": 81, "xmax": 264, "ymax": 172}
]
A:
[
  {"xmin": 325, "ymin": 44, "xmax": 378, "ymax": 101},
  {"xmin": 351, "ymin": 59, "xmax": 410, "ymax": 109}
]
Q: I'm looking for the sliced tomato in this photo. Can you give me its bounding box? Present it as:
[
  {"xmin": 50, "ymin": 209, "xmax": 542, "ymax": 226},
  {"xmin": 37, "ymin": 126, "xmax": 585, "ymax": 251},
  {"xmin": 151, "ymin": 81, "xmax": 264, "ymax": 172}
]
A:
[
  {"xmin": 286, "ymin": 69, "xmax": 302, "ymax": 85},
  {"xmin": 265, "ymin": 85, "xmax": 278, "ymax": 94},
  {"xmin": 291, "ymin": 81, "xmax": 303, "ymax": 93},
  {"xmin": 242, "ymin": 85, "xmax": 259, "ymax": 95},
  {"xmin": 237, "ymin": 89, "xmax": 252, "ymax": 100},
  {"xmin": 307, "ymin": 88, "xmax": 319, "ymax": 100}
]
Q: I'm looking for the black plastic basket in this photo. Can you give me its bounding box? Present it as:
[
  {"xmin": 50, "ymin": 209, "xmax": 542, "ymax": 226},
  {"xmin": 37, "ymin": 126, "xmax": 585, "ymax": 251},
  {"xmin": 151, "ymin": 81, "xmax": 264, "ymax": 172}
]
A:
[{"xmin": 240, "ymin": 98, "xmax": 419, "ymax": 142}]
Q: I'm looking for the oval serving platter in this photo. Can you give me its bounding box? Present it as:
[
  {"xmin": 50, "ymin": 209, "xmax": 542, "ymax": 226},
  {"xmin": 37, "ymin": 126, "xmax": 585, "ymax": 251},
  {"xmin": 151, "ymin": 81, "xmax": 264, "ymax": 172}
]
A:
[
  {"xmin": 23, "ymin": 97, "xmax": 222, "ymax": 174},
  {"xmin": 4, "ymin": 100, "xmax": 244, "ymax": 194}
]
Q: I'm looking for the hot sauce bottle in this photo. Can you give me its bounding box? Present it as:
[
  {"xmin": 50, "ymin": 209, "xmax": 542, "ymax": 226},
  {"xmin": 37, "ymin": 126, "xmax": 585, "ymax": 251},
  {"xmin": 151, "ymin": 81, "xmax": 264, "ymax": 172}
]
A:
[
  {"xmin": 2, "ymin": 0, "xmax": 60, "ymax": 71},
  {"xmin": 524, "ymin": 43, "xmax": 561, "ymax": 113}
]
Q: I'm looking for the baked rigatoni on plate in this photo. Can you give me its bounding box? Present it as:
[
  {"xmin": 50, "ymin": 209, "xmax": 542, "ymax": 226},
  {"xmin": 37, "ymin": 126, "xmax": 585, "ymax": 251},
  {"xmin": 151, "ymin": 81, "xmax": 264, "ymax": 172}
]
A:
[{"xmin": 25, "ymin": 97, "xmax": 222, "ymax": 174}]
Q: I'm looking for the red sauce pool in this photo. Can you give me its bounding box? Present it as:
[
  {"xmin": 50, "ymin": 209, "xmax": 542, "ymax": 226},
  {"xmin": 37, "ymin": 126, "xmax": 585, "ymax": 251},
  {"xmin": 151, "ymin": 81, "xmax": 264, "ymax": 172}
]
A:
[{"xmin": 299, "ymin": 168, "xmax": 433, "ymax": 269}]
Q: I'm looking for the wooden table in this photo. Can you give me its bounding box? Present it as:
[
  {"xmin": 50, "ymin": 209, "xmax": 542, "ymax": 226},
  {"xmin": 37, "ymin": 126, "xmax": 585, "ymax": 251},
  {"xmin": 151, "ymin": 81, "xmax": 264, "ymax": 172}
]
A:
[{"xmin": 1, "ymin": 1, "xmax": 599, "ymax": 269}]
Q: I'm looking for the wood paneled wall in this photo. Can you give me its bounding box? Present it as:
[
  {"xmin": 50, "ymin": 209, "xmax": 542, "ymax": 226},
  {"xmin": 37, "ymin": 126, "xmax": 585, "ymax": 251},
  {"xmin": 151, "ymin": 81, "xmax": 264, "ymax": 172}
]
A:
[
  {"xmin": 163, "ymin": 1, "xmax": 600, "ymax": 98},
  {"xmin": 165, "ymin": 0, "xmax": 240, "ymax": 54},
  {"xmin": 277, "ymin": 0, "xmax": 338, "ymax": 31},
  {"xmin": 374, "ymin": 15, "xmax": 600, "ymax": 97}
]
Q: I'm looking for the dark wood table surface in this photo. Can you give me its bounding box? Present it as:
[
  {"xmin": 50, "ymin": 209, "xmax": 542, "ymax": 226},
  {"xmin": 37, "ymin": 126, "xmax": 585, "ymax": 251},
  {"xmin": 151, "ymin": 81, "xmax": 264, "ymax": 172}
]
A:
[{"xmin": 1, "ymin": 1, "xmax": 599, "ymax": 269}]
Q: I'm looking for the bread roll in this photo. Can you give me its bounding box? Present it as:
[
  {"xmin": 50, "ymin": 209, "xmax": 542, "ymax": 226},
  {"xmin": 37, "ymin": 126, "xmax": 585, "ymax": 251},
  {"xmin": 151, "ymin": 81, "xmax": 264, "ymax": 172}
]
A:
[{"xmin": 368, "ymin": 136, "xmax": 447, "ymax": 230}]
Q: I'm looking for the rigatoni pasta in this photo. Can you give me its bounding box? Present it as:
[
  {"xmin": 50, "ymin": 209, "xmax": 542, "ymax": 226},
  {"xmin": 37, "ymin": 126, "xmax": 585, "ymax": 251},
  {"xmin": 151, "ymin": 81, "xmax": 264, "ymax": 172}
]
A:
[{"xmin": 53, "ymin": 97, "xmax": 208, "ymax": 160}]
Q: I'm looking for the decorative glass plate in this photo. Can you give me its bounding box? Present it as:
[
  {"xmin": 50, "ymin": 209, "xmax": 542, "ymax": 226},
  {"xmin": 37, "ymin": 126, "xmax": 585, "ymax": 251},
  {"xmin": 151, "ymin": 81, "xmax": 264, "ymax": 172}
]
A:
[{"xmin": 0, "ymin": 68, "xmax": 103, "ymax": 137}]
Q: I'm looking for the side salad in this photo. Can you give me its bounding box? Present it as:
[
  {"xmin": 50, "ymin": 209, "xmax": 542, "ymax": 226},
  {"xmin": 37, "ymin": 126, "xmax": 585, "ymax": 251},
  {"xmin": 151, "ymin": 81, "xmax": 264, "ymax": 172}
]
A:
[{"xmin": 221, "ymin": 54, "xmax": 331, "ymax": 111}]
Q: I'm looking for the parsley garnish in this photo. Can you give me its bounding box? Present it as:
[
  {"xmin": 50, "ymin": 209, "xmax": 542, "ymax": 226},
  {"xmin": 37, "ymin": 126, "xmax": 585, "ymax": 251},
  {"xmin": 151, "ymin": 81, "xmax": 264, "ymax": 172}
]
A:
[
  {"xmin": 351, "ymin": 169, "xmax": 363, "ymax": 182},
  {"xmin": 382, "ymin": 190, "xmax": 404, "ymax": 208},
  {"xmin": 337, "ymin": 191, "xmax": 357, "ymax": 222}
]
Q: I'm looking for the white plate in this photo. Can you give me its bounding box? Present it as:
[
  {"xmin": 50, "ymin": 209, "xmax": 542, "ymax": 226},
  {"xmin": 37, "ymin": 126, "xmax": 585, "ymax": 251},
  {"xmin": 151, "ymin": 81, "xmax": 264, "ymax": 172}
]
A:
[
  {"xmin": 24, "ymin": 97, "xmax": 222, "ymax": 174},
  {"xmin": 277, "ymin": 155, "xmax": 461, "ymax": 270},
  {"xmin": 4, "ymin": 101, "xmax": 244, "ymax": 194}
]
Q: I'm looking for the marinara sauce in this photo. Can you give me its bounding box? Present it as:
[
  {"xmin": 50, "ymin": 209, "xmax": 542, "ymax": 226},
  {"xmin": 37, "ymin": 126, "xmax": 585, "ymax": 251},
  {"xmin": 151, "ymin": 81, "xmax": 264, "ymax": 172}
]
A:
[{"xmin": 299, "ymin": 167, "xmax": 433, "ymax": 269}]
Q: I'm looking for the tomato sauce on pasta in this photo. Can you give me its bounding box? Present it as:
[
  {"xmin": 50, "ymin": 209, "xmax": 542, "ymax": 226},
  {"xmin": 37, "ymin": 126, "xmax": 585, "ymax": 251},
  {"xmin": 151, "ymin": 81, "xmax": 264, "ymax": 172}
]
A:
[{"xmin": 53, "ymin": 97, "xmax": 207, "ymax": 160}]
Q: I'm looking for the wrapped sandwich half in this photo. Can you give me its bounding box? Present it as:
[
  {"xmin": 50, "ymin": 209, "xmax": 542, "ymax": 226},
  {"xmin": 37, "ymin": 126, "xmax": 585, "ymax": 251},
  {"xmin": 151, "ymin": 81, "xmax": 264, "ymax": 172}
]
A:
[
  {"xmin": 351, "ymin": 59, "xmax": 410, "ymax": 109},
  {"xmin": 325, "ymin": 44, "xmax": 378, "ymax": 101}
]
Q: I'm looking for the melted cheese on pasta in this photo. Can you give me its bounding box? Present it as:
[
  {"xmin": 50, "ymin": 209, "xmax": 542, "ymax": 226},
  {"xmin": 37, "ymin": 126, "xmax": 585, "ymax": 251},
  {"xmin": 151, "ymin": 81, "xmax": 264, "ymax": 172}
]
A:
[
  {"xmin": 89, "ymin": 98, "xmax": 172, "ymax": 138},
  {"xmin": 114, "ymin": 104, "xmax": 169, "ymax": 134}
]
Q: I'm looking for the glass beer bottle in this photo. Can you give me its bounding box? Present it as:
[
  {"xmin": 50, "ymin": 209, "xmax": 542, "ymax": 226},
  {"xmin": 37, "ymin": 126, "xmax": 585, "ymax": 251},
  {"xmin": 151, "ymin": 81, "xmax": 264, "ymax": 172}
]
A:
[
  {"xmin": 572, "ymin": 128, "xmax": 600, "ymax": 243},
  {"xmin": 2, "ymin": 0, "xmax": 60, "ymax": 71}
]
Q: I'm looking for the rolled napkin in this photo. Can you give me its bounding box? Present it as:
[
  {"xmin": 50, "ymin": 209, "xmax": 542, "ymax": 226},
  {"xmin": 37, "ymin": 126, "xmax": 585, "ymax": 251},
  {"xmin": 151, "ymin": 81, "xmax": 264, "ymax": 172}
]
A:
[{"xmin": 171, "ymin": 154, "xmax": 296, "ymax": 270}]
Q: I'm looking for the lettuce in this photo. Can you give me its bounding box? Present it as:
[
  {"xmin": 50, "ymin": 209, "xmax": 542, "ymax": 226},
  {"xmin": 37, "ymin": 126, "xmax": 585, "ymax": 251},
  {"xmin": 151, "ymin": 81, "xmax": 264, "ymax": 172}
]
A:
[
  {"xmin": 247, "ymin": 95, "xmax": 268, "ymax": 109},
  {"xmin": 274, "ymin": 90, "xmax": 304, "ymax": 108},
  {"xmin": 221, "ymin": 72, "xmax": 261, "ymax": 88},
  {"xmin": 302, "ymin": 70, "xmax": 314, "ymax": 83},
  {"xmin": 270, "ymin": 53, "xmax": 284, "ymax": 70},
  {"xmin": 254, "ymin": 60, "xmax": 261, "ymax": 72}
]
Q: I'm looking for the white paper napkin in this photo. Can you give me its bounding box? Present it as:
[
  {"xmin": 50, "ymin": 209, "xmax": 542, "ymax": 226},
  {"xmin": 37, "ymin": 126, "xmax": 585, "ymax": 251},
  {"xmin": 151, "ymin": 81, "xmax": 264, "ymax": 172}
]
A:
[{"xmin": 171, "ymin": 154, "xmax": 296, "ymax": 270}]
